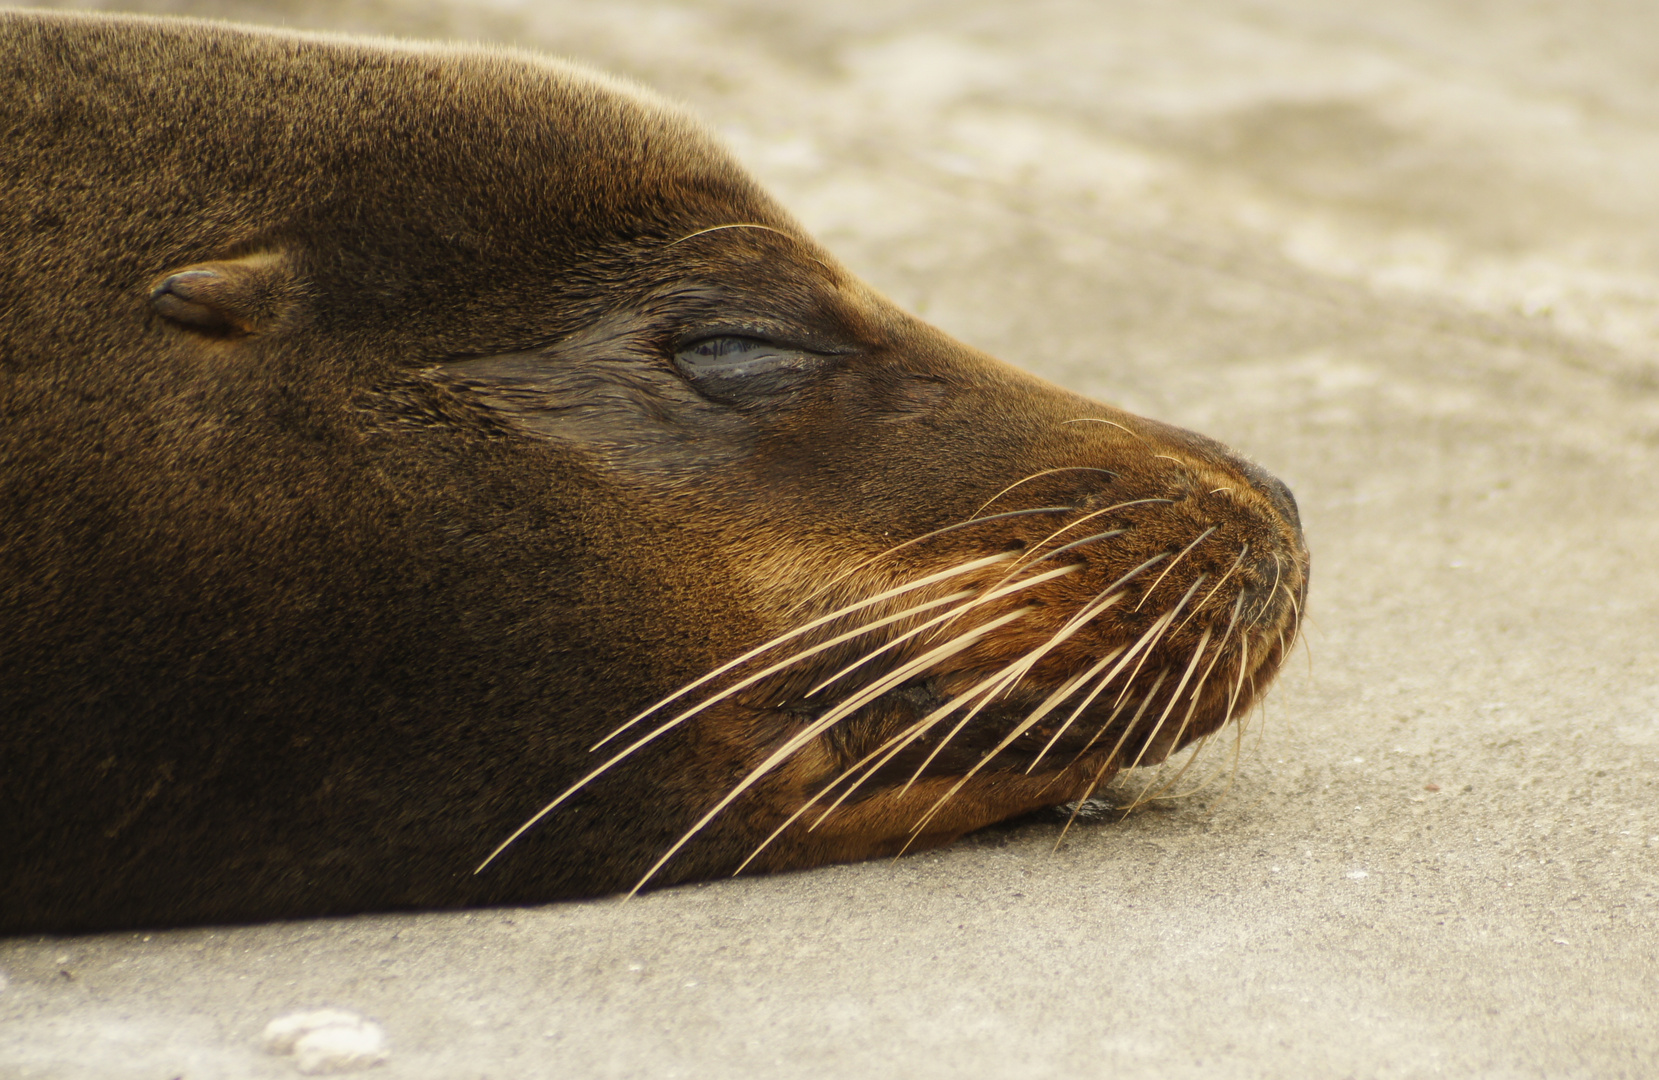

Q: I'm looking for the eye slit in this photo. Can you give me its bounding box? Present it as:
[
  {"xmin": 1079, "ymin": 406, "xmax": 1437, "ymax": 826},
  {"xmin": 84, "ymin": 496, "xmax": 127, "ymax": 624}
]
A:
[{"xmin": 672, "ymin": 336, "xmax": 824, "ymax": 383}]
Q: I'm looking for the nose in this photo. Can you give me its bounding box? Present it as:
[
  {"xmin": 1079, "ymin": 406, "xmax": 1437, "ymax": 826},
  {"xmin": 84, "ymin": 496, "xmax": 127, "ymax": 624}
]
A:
[
  {"xmin": 1136, "ymin": 420, "xmax": 1301, "ymax": 534},
  {"xmin": 1236, "ymin": 459, "xmax": 1301, "ymax": 532}
]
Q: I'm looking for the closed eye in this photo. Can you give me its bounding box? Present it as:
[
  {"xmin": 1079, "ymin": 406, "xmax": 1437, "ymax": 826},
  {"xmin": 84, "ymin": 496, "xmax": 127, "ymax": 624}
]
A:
[{"xmin": 672, "ymin": 335, "xmax": 833, "ymax": 400}]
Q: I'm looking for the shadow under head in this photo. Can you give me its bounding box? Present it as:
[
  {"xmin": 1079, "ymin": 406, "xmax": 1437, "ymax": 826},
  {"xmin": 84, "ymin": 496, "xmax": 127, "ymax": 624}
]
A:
[{"xmin": 0, "ymin": 11, "xmax": 1308, "ymax": 933}]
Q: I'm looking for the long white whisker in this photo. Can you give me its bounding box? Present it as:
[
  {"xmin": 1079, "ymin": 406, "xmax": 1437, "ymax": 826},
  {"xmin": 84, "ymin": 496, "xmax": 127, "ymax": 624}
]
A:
[
  {"xmin": 621, "ymin": 606, "xmax": 1039, "ymax": 894},
  {"xmin": 1255, "ymin": 552, "xmax": 1284, "ymax": 628},
  {"xmin": 477, "ymin": 557, "xmax": 1026, "ymax": 873},
  {"xmin": 971, "ymin": 467, "xmax": 1117, "ymax": 518},
  {"xmin": 805, "ymin": 562, "xmax": 1084, "ymax": 697},
  {"xmin": 1033, "ymin": 573, "xmax": 1206, "ymax": 787},
  {"xmin": 896, "ymin": 586, "xmax": 1136, "ymax": 796},
  {"xmin": 731, "ymin": 667, "xmax": 1019, "ymax": 873},
  {"xmin": 1031, "ymin": 529, "xmax": 1125, "ymax": 565},
  {"xmin": 805, "ymin": 658, "xmax": 1032, "ymax": 830},
  {"xmin": 1053, "ymin": 659, "xmax": 1171, "ymax": 846},
  {"xmin": 787, "ymin": 507, "xmax": 1071, "ymax": 617},
  {"xmin": 972, "ymin": 499, "xmax": 1173, "ymax": 601},
  {"xmin": 1052, "ymin": 667, "xmax": 1166, "ymax": 850},
  {"xmin": 1171, "ymin": 545, "xmax": 1247, "ymax": 638},
  {"xmin": 594, "ymin": 551, "xmax": 1017, "ymax": 751},
  {"xmin": 1166, "ymin": 591, "xmax": 1245, "ymax": 750},
  {"xmin": 1047, "ymin": 664, "xmax": 1139, "ymax": 774},
  {"xmin": 1122, "ymin": 625, "xmax": 1213, "ymax": 778},
  {"xmin": 1131, "ymin": 624, "xmax": 1225, "ymax": 805},
  {"xmin": 1226, "ymin": 596, "xmax": 1252, "ymax": 720},
  {"xmin": 899, "ymin": 585, "xmax": 1135, "ymax": 791},
  {"xmin": 1023, "ymin": 644, "xmax": 1136, "ymax": 774},
  {"xmin": 791, "ymin": 566, "xmax": 1152, "ymax": 842},
  {"xmin": 894, "ymin": 661, "xmax": 1045, "ymax": 797},
  {"xmin": 904, "ymin": 575, "xmax": 1208, "ymax": 841},
  {"xmin": 900, "ymin": 551, "xmax": 1187, "ymax": 789},
  {"xmin": 1097, "ymin": 666, "xmax": 1170, "ymax": 774},
  {"xmin": 1112, "ymin": 574, "xmax": 1208, "ymax": 709},
  {"xmin": 738, "ymin": 556, "xmax": 1138, "ymax": 873},
  {"xmin": 1133, "ymin": 526, "xmax": 1217, "ymax": 613},
  {"xmin": 1006, "ymin": 499, "xmax": 1172, "ymax": 571},
  {"xmin": 1063, "ymin": 417, "xmax": 1144, "ymax": 440}
]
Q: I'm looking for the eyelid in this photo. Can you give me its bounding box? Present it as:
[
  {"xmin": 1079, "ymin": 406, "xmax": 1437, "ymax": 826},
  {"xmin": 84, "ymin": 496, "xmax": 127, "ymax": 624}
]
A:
[
  {"xmin": 675, "ymin": 325, "xmax": 845, "ymax": 353},
  {"xmin": 671, "ymin": 334, "xmax": 836, "ymax": 397},
  {"xmin": 676, "ymin": 336, "xmax": 820, "ymax": 370}
]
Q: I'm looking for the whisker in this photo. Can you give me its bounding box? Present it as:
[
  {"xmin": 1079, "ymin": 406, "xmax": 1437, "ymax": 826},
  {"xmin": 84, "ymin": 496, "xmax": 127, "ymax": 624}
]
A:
[
  {"xmin": 621, "ymin": 606, "xmax": 1040, "ymax": 894},
  {"xmin": 1053, "ymin": 664, "xmax": 1169, "ymax": 845},
  {"xmin": 786, "ymin": 553, "xmax": 1173, "ymax": 845},
  {"xmin": 1063, "ymin": 417, "xmax": 1143, "ymax": 440},
  {"xmin": 929, "ymin": 546, "xmax": 1167, "ymax": 650},
  {"xmin": 786, "ymin": 560, "xmax": 1160, "ymax": 847},
  {"xmin": 731, "ymin": 665, "xmax": 1022, "ymax": 874},
  {"xmin": 1017, "ymin": 569, "xmax": 1222, "ymax": 778},
  {"xmin": 808, "ymin": 660, "xmax": 1029, "ymax": 828},
  {"xmin": 969, "ymin": 499, "xmax": 1174, "ymax": 606},
  {"xmin": 804, "ymin": 562, "xmax": 1084, "ymax": 698},
  {"xmin": 1071, "ymin": 573, "xmax": 1207, "ymax": 781},
  {"xmin": 1045, "ymin": 671, "xmax": 1140, "ymax": 782},
  {"xmin": 887, "ymin": 569, "xmax": 1151, "ymax": 805},
  {"xmin": 906, "ymin": 543, "xmax": 1194, "ymax": 778},
  {"xmin": 767, "ymin": 552, "xmax": 1183, "ymax": 846},
  {"xmin": 1096, "ymin": 667, "xmax": 1170, "ymax": 773},
  {"xmin": 1006, "ymin": 498, "xmax": 1173, "ymax": 572},
  {"xmin": 1133, "ymin": 526, "xmax": 1217, "ymax": 613},
  {"xmin": 1162, "ymin": 590, "xmax": 1246, "ymax": 751},
  {"xmin": 595, "ymin": 551, "xmax": 1017, "ymax": 751},
  {"xmin": 1131, "ymin": 610, "xmax": 1236, "ymax": 805},
  {"xmin": 970, "ymin": 467, "xmax": 1118, "ymax": 518},
  {"xmin": 1120, "ymin": 625, "xmax": 1213, "ymax": 778},
  {"xmin": 777, "ymin": 590, "xmax": 976, "ymax": 697},
  {"xmin": 895, "ymin": 665, "xmax": 1038, "ymax": 796},
  {"xmin": 904, "ymin": 575, "xmax": 1208, "ymax": 841},
  {"xmin": 1023, "ymin": 645, "xmax": 1135, "ymax": 774},
  {"xmin": 1170, "ymin": 544, "xmax": 1248, "ymax": 638},
  {"xmin": 786, "ymin": 507, "xmax": 1072, "ymax": 617},
  {"xmin": 1112, "ymin": 574, "xmax": 1208, "ymax": 709},
  {"xmin": 1143, "ymin": 734, "xmax": 1225, "ymax": 803},
  {"xmin": 897, "ymin": 591, "xmax": 1131, "ymax": 795},
  {"xmin": 666, "ymin": 221, "xmax": 794, "ymax": 247},
  {"xmin": 477, "ymin": 556, "xmax": 1027, "ymax": 873},
  {"xmin": 1055, "ymin": 763, "xmax": 1114, "ymax": 846},
  {"xmin": 1032, "ymin": 529, "xmax": 1124, "ymax": 563},
  {"xmin": 1225, "ymin": 603, "xmax": 1251, "ymax": 720},
  {"xmin": 1255, "ymin": 552, "xmax": 1285, "ymax": 628},
  {"xmin": 1276, "ymin": 573, "xmax": 1312, "ymax": 679}
]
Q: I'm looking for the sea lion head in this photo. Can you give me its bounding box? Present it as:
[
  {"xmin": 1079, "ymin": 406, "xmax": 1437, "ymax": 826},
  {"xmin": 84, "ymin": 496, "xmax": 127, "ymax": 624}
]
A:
[{"xmin": 2, "ymin": 11, "xmax": 1306, "ymax": 925}]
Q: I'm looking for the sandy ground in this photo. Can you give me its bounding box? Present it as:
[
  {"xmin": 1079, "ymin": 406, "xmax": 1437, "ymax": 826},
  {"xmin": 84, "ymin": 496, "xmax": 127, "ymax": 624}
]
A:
[{"xmin": 3, "ymin": 1, "xmax": 1657, "ymax": 1077}]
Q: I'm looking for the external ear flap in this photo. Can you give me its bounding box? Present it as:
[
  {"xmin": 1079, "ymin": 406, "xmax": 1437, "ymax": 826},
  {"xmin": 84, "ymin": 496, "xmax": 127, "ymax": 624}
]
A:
[{"xmin": 149, "ymin": 251, "xmax": 299, "ymax": 335}]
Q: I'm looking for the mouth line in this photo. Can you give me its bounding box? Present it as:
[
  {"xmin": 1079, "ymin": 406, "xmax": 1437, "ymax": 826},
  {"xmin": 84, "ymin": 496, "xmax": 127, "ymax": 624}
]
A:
[{"xmin": 799, "ymin": 664, "xmax": 1245, "ymax": 796}]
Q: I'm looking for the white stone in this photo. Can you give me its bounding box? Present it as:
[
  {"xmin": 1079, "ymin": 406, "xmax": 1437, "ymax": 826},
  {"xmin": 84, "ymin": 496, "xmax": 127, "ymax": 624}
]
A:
[{"xmin": 260, "ymin": 1009, "xmax": 388, "ymax": 1074}]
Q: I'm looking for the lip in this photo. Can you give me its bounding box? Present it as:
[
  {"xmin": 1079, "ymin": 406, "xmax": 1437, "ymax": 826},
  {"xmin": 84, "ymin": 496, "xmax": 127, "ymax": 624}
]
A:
[{"xmin": 800, "ymin": 660, "xmax": 1251, "ymax": 800}]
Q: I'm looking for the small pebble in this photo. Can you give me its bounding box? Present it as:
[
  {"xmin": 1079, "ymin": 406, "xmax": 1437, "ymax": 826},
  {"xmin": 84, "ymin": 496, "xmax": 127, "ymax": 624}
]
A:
[{"xmin": 260, "ymin": 1009, "xmax": 388, "ymax": 1074}]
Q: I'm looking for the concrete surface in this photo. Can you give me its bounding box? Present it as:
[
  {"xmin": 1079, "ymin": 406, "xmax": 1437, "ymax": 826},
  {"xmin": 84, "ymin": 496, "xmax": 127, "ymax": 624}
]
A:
[{"xmin": 3, "ymin": 0, "xmax": 1657, "ymax": 1077}]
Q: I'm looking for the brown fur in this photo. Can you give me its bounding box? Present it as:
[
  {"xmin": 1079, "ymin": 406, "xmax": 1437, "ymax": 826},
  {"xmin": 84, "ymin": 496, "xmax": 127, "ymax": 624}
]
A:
[{"xmin": 0, "ymin": 10, "xmax": 1307, "ymax": 933}]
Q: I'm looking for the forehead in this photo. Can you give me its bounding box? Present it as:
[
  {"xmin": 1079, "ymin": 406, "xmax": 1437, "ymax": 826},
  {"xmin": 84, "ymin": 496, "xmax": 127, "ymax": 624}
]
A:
[{"xmin": 13, "ymin": 16, "xmax": 782, "ymax": 263}]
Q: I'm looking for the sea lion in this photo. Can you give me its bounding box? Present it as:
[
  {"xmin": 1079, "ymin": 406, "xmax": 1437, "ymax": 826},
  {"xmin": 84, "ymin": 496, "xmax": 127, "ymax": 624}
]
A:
[{"xmin": 0, "ymin": 10, "xmax": 1307, "ymax": 934}]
